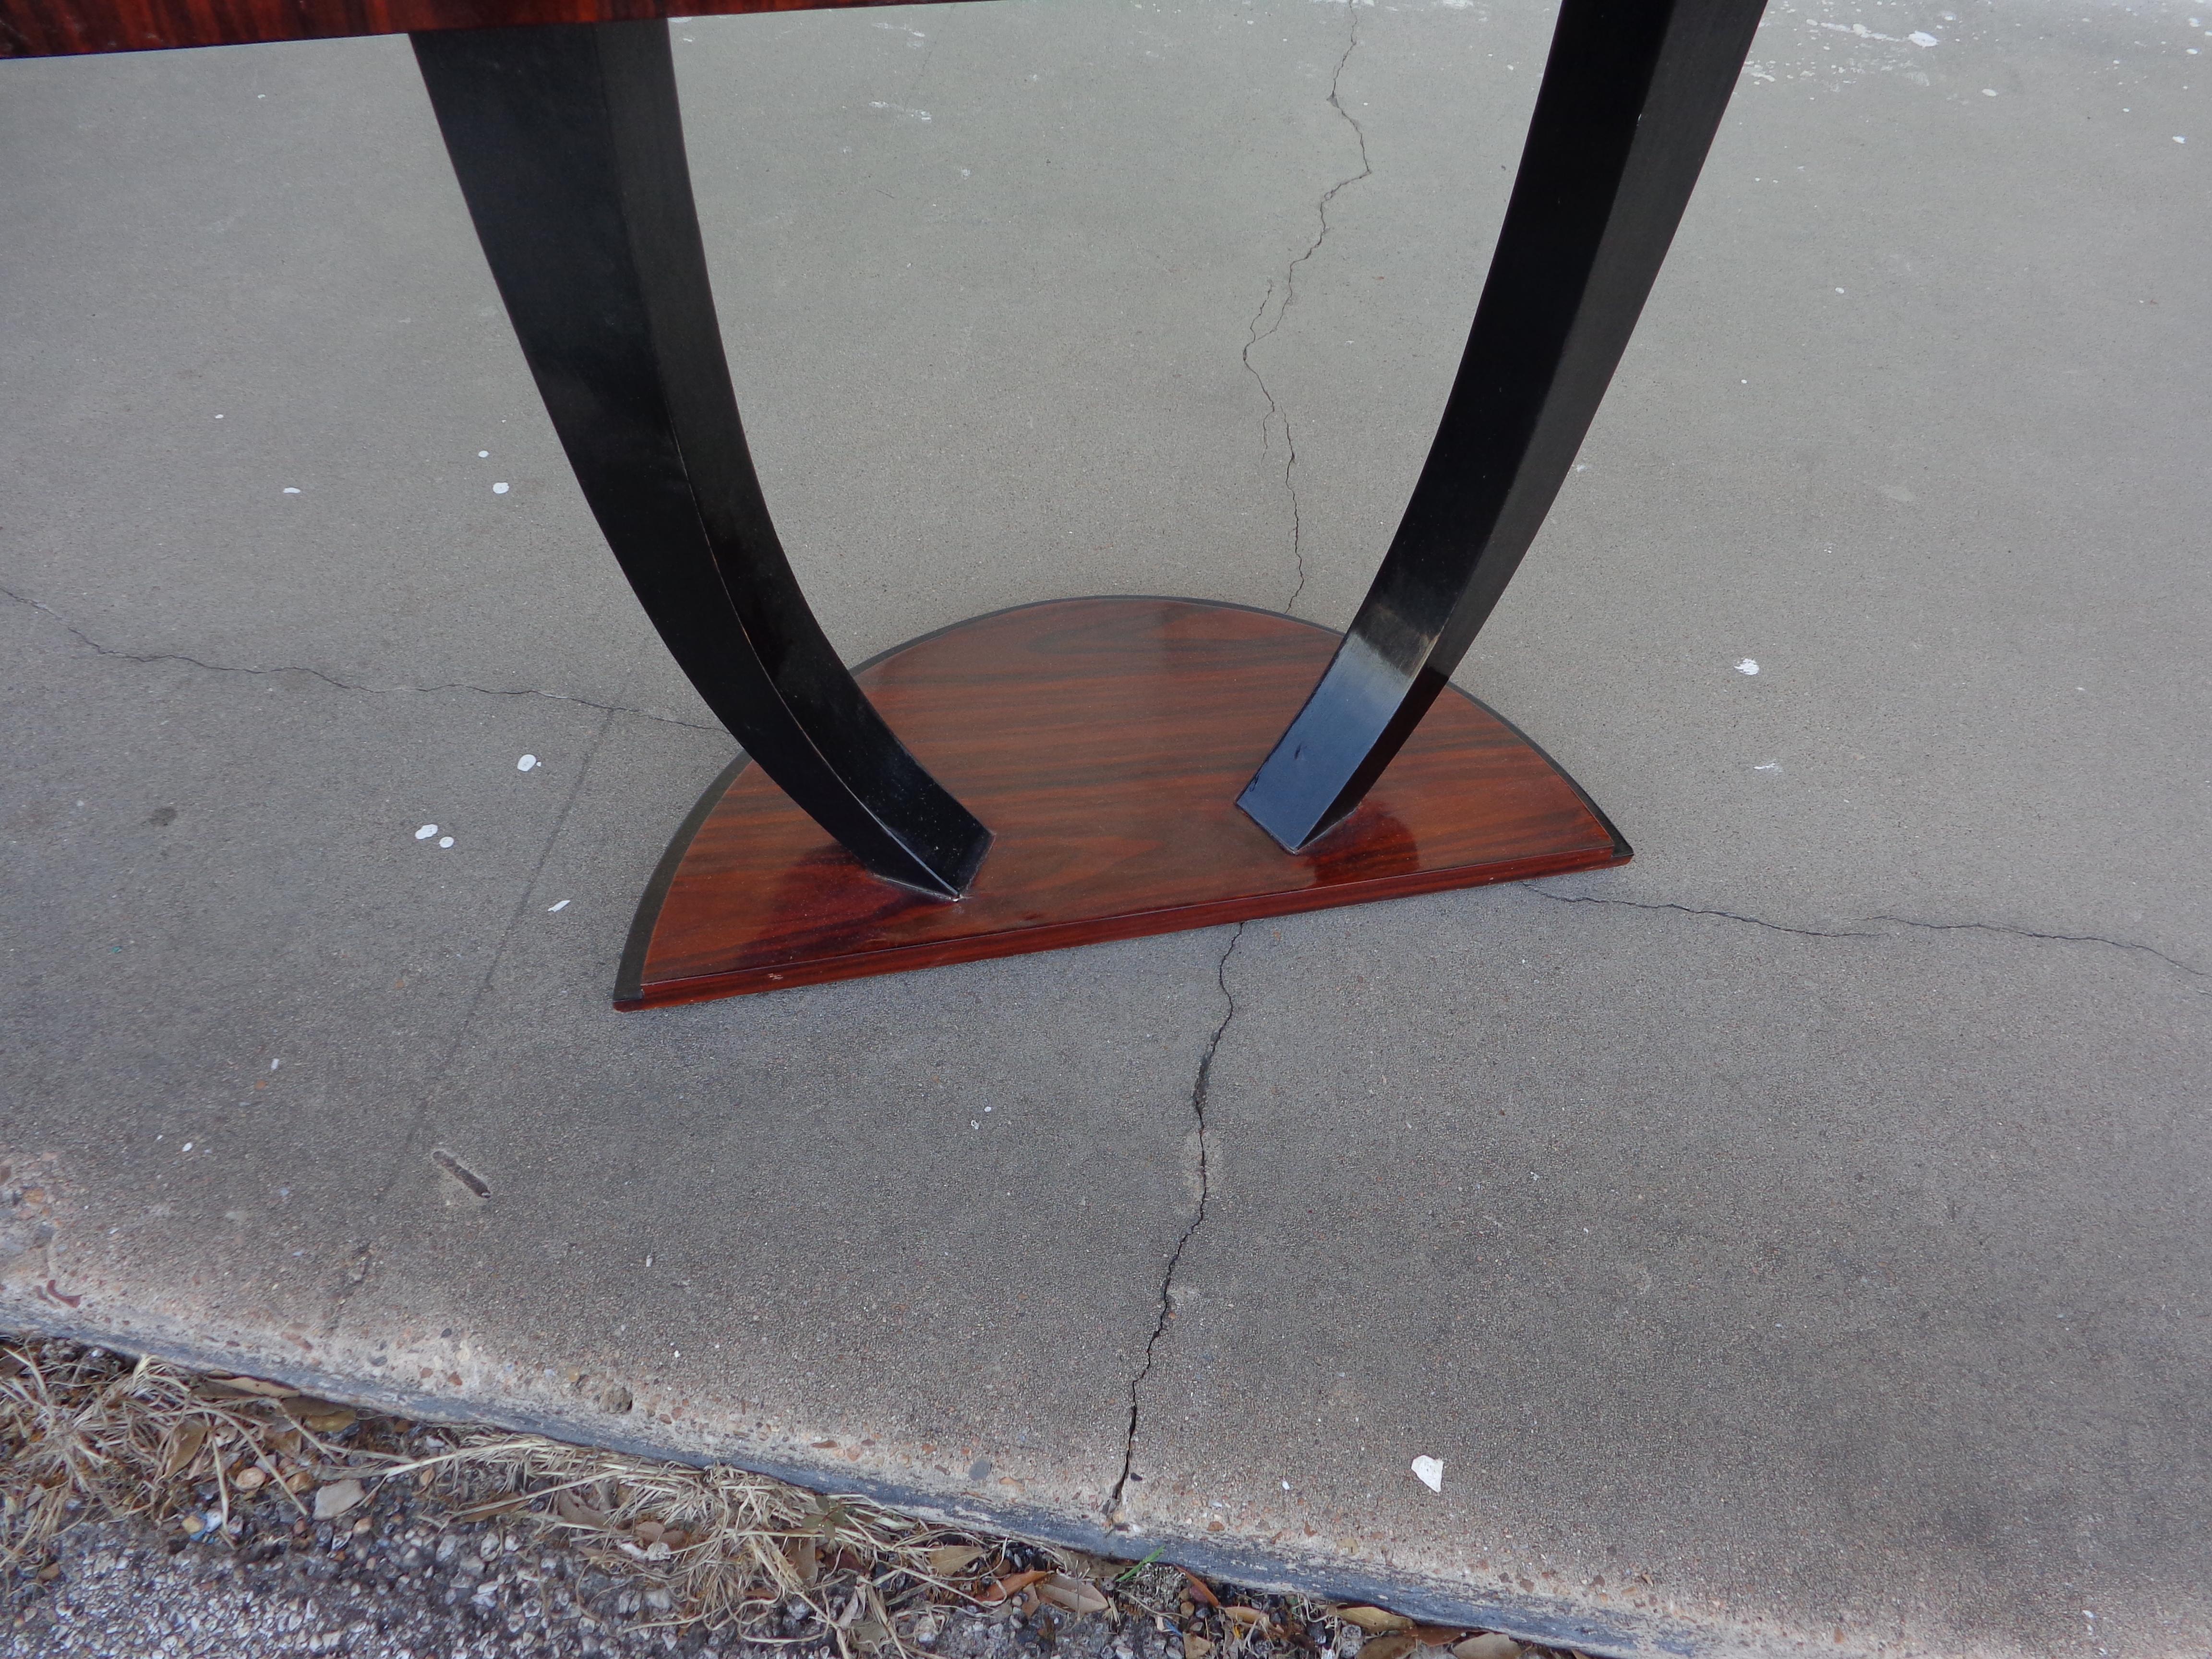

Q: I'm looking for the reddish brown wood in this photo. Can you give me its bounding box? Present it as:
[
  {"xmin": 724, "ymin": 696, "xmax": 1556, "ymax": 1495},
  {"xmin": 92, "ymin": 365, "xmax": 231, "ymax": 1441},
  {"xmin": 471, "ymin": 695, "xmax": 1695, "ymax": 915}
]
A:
[
  {"xmin": 618, "ymin": 597, "xmax": 1628, "ymax": 1009},
  {"xmin": 1, "ymin": 0, "xmax": 977, "ymax": 59}
]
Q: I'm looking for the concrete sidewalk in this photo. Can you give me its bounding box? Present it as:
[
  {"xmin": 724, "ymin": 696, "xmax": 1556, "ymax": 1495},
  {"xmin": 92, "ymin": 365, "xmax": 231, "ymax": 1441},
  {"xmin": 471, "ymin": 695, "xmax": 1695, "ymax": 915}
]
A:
[{"xmin": 3, "ymin": 1, "xmax": 2207, "ymax": 1655}]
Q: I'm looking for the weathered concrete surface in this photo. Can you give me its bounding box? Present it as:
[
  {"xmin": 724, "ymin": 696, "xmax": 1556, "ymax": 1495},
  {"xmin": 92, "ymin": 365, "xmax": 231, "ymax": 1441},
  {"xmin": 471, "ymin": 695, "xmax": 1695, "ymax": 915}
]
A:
[{"xmin": 2, "ymin": 2, "xmax": 2207, "ymax": 1657}]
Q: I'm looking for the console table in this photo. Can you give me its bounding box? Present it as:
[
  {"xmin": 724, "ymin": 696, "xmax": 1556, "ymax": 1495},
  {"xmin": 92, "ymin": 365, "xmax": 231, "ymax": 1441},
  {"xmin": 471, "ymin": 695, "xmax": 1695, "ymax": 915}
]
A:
[{"xmin": 3, "ymin": 0, "xmax": 1766, "ymax": 1008}]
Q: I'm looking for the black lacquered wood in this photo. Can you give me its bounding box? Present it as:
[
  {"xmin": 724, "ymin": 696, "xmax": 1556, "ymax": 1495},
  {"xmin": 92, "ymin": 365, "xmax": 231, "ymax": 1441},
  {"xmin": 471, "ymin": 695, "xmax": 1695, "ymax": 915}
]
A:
[
  {"xmin": 1239, "ymin": 0, "xmax": 1767, "ymax": 852},
  {"xmin": 413, "ymin": 20, "xmax": 990, "ymax": 896}
]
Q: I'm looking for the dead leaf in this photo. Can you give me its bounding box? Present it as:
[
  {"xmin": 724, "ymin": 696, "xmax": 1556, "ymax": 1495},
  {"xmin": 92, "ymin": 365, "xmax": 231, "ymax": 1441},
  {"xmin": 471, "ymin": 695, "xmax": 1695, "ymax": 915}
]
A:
[
  {"xmin": 1414, "ymin": 1627, "xmax": 1469, "ymax": 1647},
  {"xmin": 312, "ymin": 1479, "xmax": 365, "ymax": 1521},
  {"xmin": 1180, "ymin": 1570, "xmax": 1222, "ymax": 1609},
  {"xmin": 284, "ymin": 1399, "xmax": 357, "ymax": 1435},
  {"xmin": 1337, "ymin": 1608, "xmax": 1414, "ymax": 1635},
  {"xmin": 981, "ymin": 1569, "xmax": 1051, "ymax": 1604},
  {"xmin": 632, "ymin": 1518, "xmax": 665, "ymax": 1545},
  {"xmin": 553, "ymin": 1489, "xmax": 611, "ymax": 1530},
  {"xmin": 1183, "ymin": 1636, "xmax": 1214, "ymax": 1659},
  {"xmin": 162, "ymin": 1421, "xmax": 209, "ymax": 1478},
  {"xmin": 1358, "ymin": 1635, "xmax": 1419, "ymax": 1659},
  {"xmin": 210, "ymin": 1376, "xmax": 296, "ymax": 1399},
  {"xmin": 1037, "ymin": 1573, "xmax": 1111, "ymax": 1615},
  {"xmin": 1223, "ymin": 1607, "xmax": 1272, "ymax": 1631},
  {"xmin": 929, "ymin": 1545, "xmax": 986, "ymax": 1576},
  {"xmin": 1451, "ymin": 1638, "xmax": 1523, "ymax": 1659},
  {"xmin": 785, "ymin": 1537, "xmax": 820, "ymax": 1584}
]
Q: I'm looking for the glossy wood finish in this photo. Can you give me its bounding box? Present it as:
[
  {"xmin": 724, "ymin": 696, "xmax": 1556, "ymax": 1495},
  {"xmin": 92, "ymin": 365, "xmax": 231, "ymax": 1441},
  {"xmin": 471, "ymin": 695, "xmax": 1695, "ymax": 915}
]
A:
[
  {"xmin": 2, "ymin": 0, "xmax": 970, "ymax": 58},
  {"xmin": 618, "ymin": 597, "xmax": 1628, "ymax": 1008}
]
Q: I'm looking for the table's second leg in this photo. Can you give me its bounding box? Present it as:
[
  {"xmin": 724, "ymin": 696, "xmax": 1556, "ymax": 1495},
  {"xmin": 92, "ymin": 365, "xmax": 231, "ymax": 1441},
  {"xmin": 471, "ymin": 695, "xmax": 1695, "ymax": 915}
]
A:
[
  {"xmin": 412, "ymin": 20, "xmax": 990, "ymax": 898},
  {"xmin": 1238, "ymin": 0, "xmax": 1767, "ymax": 853}
]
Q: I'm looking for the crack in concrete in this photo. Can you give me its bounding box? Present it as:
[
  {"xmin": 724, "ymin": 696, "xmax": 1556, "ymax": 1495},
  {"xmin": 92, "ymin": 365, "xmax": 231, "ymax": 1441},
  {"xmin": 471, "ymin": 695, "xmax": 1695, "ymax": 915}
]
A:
[
  {"xmin": 1526, "ymin": 888, "xmax": 1885, "ymax": 941},
  {"xmin": 0, "ymin": 578, "xmax": 725, "ymax": 735},
  {"xmin": 1528, "ymin": 885, "xmax": 2206, "ymax": 980},
  {"xmin": 1239, "ymin": 1, "xmax": 1373, "ymax": 617},
  {"xmin": 1106, "ymin": 922, "xmax": 1243, "ymax": 1523},
  {"xmin": 1238, "ymin": 284, "xmax": 1294, "ymax": 602},
  {"xmin": 1864, "ymin": 913, "xmax": 2208, "ymax": 981}
]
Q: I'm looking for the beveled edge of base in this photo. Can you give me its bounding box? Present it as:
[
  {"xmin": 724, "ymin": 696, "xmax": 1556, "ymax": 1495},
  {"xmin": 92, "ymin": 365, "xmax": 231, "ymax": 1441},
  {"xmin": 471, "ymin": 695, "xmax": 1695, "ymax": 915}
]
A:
[
  {"xmin": 613, "ymin": 750, "xmax": 749, "ymax": 1008},
  {"xmin": 613, "ymin": 595, "xmax": 1631, "ymax": 1011},
  {"xmin": 618, "ymin": 841, "xmax": 1628, "ymax": 1010}
]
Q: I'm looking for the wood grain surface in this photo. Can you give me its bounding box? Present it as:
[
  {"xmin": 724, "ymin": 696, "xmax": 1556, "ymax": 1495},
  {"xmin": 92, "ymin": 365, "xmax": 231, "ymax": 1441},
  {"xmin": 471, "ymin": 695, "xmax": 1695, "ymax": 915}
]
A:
[
  {"xmin": 2, "ymin": 0, "xmax": 977, "ymax": 59},
  {"xmin": 618, "ymin": 597, "xmax": 1629, "ymax": 1008}
]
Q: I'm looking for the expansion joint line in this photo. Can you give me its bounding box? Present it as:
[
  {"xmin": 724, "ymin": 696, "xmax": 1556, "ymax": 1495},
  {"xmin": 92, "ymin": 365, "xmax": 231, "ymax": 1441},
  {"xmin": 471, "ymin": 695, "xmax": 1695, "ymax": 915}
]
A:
[
  {"xmin": 370, "ymin": 700, "xmax": 617, "ymax": 1211},
  {"xmin": 1107, "ymin": 923, "xmax": 1243, "ymax": 1521},
  {"xmin": 1240, "ymin": 1, "xmax": 1373, "ymax": 617},
  {"xmin": 0, "ymin": 577, "xmax": 723, "ymax": 734}
]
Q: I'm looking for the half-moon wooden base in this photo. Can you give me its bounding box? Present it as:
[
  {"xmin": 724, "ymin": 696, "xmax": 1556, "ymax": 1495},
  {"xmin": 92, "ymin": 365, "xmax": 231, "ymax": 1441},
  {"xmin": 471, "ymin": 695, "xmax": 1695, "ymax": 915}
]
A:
[{"xmin": 616, "ymin": 597, "xmax": 1629, "ymax": 1009}]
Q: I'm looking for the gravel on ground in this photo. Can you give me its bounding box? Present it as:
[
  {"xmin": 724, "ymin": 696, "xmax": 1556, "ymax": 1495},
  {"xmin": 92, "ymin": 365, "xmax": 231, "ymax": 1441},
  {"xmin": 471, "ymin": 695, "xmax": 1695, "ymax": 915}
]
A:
[{"xmin": 0, "ymin": 1336, "xmax": 1546, "ymax": 1659}]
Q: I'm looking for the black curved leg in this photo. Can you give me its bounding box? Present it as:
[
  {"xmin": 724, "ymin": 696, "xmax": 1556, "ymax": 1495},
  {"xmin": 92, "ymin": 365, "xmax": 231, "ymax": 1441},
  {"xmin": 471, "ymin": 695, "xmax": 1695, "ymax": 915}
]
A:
[
  {"xmin": 1238, "ymin": 0, "xmax": 1767, "ymax": 852},
  {"xmin": 412, "ymin": 20, "xmax": 990, "ymax": 897}
]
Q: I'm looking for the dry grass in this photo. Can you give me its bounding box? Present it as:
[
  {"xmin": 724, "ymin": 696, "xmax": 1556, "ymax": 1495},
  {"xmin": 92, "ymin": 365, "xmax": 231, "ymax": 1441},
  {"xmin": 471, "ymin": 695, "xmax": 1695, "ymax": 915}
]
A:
[
  {"xmin": 0, "ymin": 1335, "xmax": 1559, "ymax": 1659},
  {"xmin": 0, "ymin": 1336, "xmax": 353, "ymax": 1551},
  {"xmin": 410, "ymin": 1429, "xmax": 1063, "ymax": 1646},
  {"xmin": 0, "ymin": 1335, "xmax": 1044, "ymax": 1647}
]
